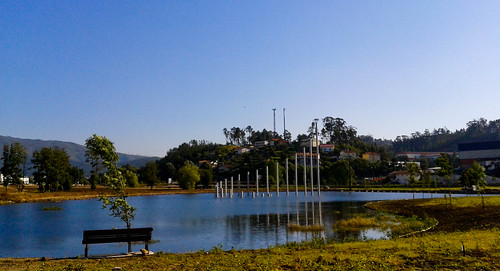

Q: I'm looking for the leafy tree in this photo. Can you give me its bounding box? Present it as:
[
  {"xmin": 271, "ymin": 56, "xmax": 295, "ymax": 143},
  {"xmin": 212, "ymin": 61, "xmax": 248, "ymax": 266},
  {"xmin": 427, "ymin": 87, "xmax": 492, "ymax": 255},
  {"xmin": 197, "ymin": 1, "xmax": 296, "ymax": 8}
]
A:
[
  {"xmin": 120, "ymin": 165, "xmax": 139, "ymax": 188},
  {"xmin": 85, "ymin": 134, "xmax": 136, "ymax": 233},
  {"xmin": 436, "ymin": 153, "xmax": 453, "ymax": 186},
  {"xmin": 321, "ymin": 117, "xmax": 357, "ymax": 145},
  {"xmin": 139, "ymin": 161, "xmax": 159, "ymax": 190},
  {"xmin": 158, "ymin": 161, "xmax": 176, "ymax": 183},
  {"xmin": 199, "ymin": 168, "xmax": 213, "ymax": 188},
  {"xmin": 1, "ymin": 142, "xmax": 27, "ymax": 191},
  {"xmin": 69, "ymin": 166, "xmax": 85, "ymax": 186},
  {"xmin": 32, "ymin": 147, "xmax": 72, "ymax": 192},
  {"xmin": 177, "ymin": 161, "xmax": 200, "ymax": 190},
  {"xmin": 461, "ymin": 162, "xmax": 487, "ymax": 207},
  {"xmin": 407, "ymin": 163, "xmax": 421, "ymax": 187}
]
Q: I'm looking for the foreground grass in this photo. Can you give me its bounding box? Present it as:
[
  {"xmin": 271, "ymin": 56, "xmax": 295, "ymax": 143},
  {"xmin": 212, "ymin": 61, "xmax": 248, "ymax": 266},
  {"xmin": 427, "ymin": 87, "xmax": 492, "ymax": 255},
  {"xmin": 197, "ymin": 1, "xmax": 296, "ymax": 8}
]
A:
[{"xmin": 1, "ymin": 229, "xmax": 499, "ymax": 271}]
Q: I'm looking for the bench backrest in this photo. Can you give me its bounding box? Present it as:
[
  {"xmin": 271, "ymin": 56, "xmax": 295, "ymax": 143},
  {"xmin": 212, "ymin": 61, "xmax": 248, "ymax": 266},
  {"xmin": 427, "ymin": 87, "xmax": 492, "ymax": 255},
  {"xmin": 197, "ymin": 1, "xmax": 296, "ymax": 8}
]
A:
[{"xmin": 82, "ymin": 227, "xmax": 153, "ymax": 244}]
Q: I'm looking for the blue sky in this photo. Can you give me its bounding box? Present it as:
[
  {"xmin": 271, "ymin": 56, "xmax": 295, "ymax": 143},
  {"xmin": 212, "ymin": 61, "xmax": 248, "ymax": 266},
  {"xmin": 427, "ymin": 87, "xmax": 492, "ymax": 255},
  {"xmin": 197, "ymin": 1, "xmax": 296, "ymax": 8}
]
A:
[{"xmin": 1, "ymin": 1, "xmax": 499, "ymax": 157}]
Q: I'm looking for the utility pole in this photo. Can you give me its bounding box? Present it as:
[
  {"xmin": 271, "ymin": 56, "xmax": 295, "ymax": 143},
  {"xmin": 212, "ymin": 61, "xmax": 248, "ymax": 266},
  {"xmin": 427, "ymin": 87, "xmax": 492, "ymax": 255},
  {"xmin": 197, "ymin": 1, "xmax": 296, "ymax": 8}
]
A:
[
  {"xmin": 273, "ymin": 108, "xmax": 276, "ymax": 138},
  {"xmin": 283, "ymin": 108, "xmax": 286, "ymax": 138},
  {"xmin": 315, "ymin": 118, "xmax": 321, "ymax": 196}
]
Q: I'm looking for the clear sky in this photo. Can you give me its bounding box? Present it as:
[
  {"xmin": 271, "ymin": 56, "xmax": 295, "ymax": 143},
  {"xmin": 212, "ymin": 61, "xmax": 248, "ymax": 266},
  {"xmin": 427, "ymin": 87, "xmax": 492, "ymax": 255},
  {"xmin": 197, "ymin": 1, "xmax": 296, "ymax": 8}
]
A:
[{"xmin": 1, "ymin": 1, "xmax": 499, "ymax": 157}]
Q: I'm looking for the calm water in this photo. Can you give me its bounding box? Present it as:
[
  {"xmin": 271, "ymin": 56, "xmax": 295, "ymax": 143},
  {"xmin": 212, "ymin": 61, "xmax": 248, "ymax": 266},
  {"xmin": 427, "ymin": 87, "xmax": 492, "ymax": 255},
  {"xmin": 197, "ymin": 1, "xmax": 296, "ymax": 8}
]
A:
[{"xmin": 0, "ymin": 191, "xmax": 449, "ymax": 258}]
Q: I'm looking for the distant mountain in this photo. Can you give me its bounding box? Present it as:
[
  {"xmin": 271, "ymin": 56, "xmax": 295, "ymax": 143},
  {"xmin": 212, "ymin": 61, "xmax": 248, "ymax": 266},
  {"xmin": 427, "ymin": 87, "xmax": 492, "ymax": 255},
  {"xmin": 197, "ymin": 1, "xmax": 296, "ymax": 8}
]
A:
[{"xmin": 0, "ymin": 135, "xmax": 160, "ymax": 175}]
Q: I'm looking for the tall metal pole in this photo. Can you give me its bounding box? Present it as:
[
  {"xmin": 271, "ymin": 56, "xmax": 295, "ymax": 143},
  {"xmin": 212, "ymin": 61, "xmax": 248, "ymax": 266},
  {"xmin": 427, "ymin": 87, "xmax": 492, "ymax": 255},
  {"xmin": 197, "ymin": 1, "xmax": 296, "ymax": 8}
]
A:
[
  {"xmin": 225, "ymin": 178, "xmax": 228, "ymax": 197},
  {"xmin": 310, "ymin": 139, "xmax": 314, "ymax": 196},
  {"xmin": 295, "ymin": 153, "xmax": 298, "ymax": 196},
  {"xmin": 273, "ymin": 108, "xmax": 276, "ymax": 138},
  {"xmin": 230, "ymin": 177, "xmax": 233, "ymax": 198},
  {"xmin": 283, "ymin": 108, "xmax": 286, "ymax": 138},
  {"xmin": 303, "ymin": 147, "xmax": 307, "ymax": 196},
  {"xmin": 315, "ymin": 118, "xmax": 321, "ymax": 196}
]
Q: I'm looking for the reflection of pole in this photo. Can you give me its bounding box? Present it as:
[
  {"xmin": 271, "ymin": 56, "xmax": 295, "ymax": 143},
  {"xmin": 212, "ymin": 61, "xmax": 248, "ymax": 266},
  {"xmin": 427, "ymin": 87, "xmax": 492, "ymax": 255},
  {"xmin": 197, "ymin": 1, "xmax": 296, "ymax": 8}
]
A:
[
  {"xmin": 266, "ymin": 166, "xmax": 270, "ymax": 196},
  {"xmin": 285, "ymin": 158, "xmax": 289, "ymax": 196},
  {"xmin": 303, "ymin": 147, "xmax": 307, "ymax": 196},
  {"xmin": 312, "ymin": 201, "xmax": 315, "ymax": 225},
  {"xmin": 310, "ymin": 139, "xmax": 314, "ymax": 196},
  {"xmin": 319, "ymin": 200, "xmax": 323, "ymax": 225},
  {"xmin": 276, "ymin": 162, "xmax": 279, "ymax": 197},
  {"xmin": 315, "ymin": 118, "xmax": 320, "ymax": 196},
  {"xmin": 295, "ymin": 154, "xmax": 298, "ymax": 196},
  {"xmin": 305, "ymin": 201, "xmax": 308, "ymax": 226}
]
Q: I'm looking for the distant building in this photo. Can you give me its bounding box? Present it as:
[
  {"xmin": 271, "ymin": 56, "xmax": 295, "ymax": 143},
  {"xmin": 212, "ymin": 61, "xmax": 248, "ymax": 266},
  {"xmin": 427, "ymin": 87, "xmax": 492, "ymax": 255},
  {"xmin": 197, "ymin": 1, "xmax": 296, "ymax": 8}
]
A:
[
  {"xmin": 397, "ymin": 152, "xmax": 452, "ymax": 160},
  {"xmin": 300, "ymin": 138, "xmax": 320, "ymax": 148},
  {"xmin": 254, "ymin": 141, "xmax": 269, "ymax": 148},
  {"xmin": 296, "ymin": 152, "xmax": 318, "ymax": 167},
  {"xmin": 320, "ymin": 144, "xmax": 335, "ymax": 153},
  {"xmin": 234, "ymin": 147, "xmax": 250, "ymax": 155},
  {"xmin": 340, "ymin": 150, "xmax": 357, "ymax": 160},
  {"xmin": 362, "ymin": 152, "xmax": 381, "ymax": 162},
  {"xmin": 458, "ymin": 140, "xmax": 500, "ymax": 169}
]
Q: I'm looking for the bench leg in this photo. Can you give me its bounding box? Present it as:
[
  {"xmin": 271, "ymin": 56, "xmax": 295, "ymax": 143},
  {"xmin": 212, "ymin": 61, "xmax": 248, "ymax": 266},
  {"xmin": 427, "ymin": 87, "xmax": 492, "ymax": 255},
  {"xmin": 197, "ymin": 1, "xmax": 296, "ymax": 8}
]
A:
[{"xmin": 85, "ymin": 244, "xmax": 88, "ymax": 258}]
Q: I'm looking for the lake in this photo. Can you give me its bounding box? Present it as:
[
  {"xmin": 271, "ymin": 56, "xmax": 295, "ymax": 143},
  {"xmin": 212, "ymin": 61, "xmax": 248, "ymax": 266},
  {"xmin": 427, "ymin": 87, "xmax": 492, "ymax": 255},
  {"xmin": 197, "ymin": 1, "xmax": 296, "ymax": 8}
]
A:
[{"xmin": 0, "ymin": 191, "xmax": 449, "ymax": 258}]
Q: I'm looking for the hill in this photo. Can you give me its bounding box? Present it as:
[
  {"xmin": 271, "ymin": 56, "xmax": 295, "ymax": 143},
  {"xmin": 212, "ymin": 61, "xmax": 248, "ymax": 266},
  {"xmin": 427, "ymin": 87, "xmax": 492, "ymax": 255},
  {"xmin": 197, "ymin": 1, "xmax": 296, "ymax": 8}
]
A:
[{"xmin": 0, "ymin": 135, "xmax": 159, "ymax": 175}]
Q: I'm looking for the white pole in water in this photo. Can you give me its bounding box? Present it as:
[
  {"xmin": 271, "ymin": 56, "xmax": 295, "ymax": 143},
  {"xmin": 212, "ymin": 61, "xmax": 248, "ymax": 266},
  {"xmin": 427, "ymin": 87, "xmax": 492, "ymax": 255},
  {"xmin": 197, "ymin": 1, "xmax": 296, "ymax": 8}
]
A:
[
  {"xmin": 276, "ymin": 162, "xmax": 279, "ymax": 197},
  {"xmin": 239, "ymin": 174, "xmax": 243, "ymax": 198},
  {"xmin": 215, "ymin": 182, "xmax": 219, "ymax": 198},
  {"xmin": 315, "ymin": 118, "xmax": 321, "ymax": 196},
  {"xmin": 247, "ymin": 171, "xmax": 250, "ymax": 196},
  {"xmin": 230, "ymin": 176, "xmax": 234, "ymax": 198},
  {"xmin": 286, "ymin": 158, "xmax": 289, "ymax": 196},
  {"xmin": 256, "ymin": 169, "xmax": 259, "ymax": 197},
  {"xmin": 303, "ymin": 147, "xmax": 307, "ymax": 196},
  {"xmin": 220, "ymin": 181, "xmax": 224, "ymax": 198},
  {"xmin": 266, "ymin": 165, "xmax": 270, "ymax": 197},
  {"xmin": 310, "ymin": 139, "xmax": 314, "ymax": 197},
  {"xmin": 225, "ymin": 178, "xmax": 228, "ymax": 198},
  {"xmin": 295, "ymin": 153, "xmax": 298, "ymax": 196}
]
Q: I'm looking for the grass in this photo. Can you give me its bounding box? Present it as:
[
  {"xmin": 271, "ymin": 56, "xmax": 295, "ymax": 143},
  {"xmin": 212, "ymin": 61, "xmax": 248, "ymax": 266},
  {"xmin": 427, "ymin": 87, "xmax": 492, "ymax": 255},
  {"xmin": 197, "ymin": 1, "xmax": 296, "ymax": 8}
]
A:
[
  {"xmin": 288, "ymin": 223, "xmax": 325, "ymax": 232},
  {"xmin": 41, "ymin": 206, "xmax": 62, "ymax": 211},
  {"xmin": 1, "ymin": 229, "xmax": 499, "ymax": 270}
]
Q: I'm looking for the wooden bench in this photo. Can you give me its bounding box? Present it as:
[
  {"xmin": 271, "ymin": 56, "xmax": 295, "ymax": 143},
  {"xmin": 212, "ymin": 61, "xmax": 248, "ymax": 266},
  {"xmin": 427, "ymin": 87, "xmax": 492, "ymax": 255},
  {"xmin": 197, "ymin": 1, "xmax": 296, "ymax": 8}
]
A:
[{"xmin": 82, "ymin": 227, "xmax": 153, "ymax": 258}]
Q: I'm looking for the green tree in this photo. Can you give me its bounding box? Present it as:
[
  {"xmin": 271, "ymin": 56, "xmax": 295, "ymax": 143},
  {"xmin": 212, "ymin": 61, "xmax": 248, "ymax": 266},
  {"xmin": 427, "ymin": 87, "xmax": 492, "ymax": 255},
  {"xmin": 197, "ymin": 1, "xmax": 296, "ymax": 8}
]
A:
[
  {"xmin": 139, "ymin": 161, "xmax": 159, "ymax": 190},
  {"xmin": 85, "ymin": 134, "xmax": 136, "ymax": 233},
  {"xmin": 407, "ymin": 163, "xmax": 421, "ymax": 187},
  {"xmin": 177, "ymin": 161, "xmax": 200, "ymax": 190},
  {"xmin": 436, "ymin": 153, "xmax": 453, "ymax": 187},
  {"xmin": 120, "ymin": 165, "xmax": 139, "ymax": 188},
  {"xmin": 199, "ymin": 168, "xmax": 213, "ymax": 188},
  {"xmin": 158, "ymin": 161, "xmax": 176, "ymax": 183},
  {"xmin": 1, "ymin": 142, "xmax": 27, "ymax": 191},
  {"xmin": 32, "ymin": 147, "xmax": 72, "ymax": 192},
  {"xmin": 462, "ymin": 162, "xmax": 487, "ymax": 208}
]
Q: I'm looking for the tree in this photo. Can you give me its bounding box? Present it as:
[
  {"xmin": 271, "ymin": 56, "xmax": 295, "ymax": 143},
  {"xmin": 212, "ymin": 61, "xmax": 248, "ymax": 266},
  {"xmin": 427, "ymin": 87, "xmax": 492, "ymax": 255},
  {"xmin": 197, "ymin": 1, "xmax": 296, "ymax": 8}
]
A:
[
  {"xmin": 462, "ymin": 162, "xmax": 487, "ymax": 208},
  {"xmin": 199, "ymin": 168, "xmax": 213, "ymax": 188},
  {"xmin": 32, "ymin": 147, "xmax": 72, "ymax": 192},
  {"xmin": 85, "ymin": 134, "xmax": 136, "ymax": 232},
  {"xmin": 177, "ymin": 161, "xmax": 200, "ymax": 190},
  {"xmin": 1, "ymin": 142, "xmax": 27, "ymax": 191},
  {"xmin": 139, "ymin": 161, "xmax": 159, "ymax": 190},
  {"xmin": 407, "ymin": 163, "xmax": 421, "ymax": 187},
  {"xmin": 321, "ymin": 117, "xmax": 357, "ymax": 145},
  {"xmin": 436, "ymin": 153, "xmax": 453, "ymax": 186},
  {"xmin": 120, "ymin": 165, "xmax": 139, "ymax": 188},
  {"xmin": 158, "ymin": 161, "xmax": 176, "ymax": 183}
]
